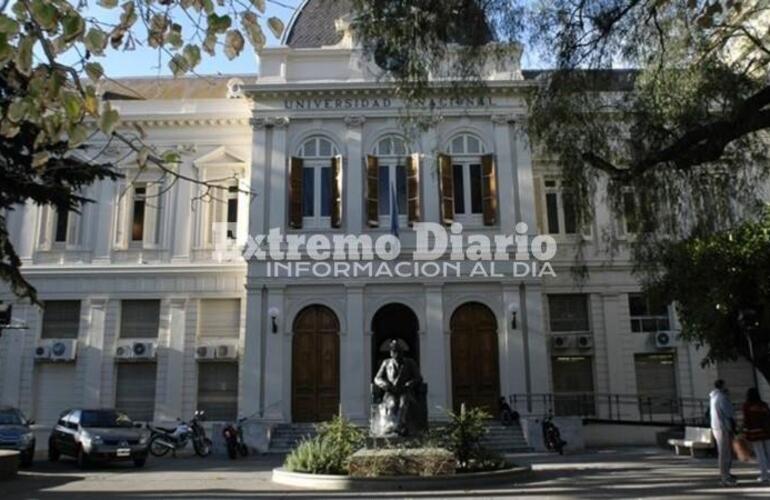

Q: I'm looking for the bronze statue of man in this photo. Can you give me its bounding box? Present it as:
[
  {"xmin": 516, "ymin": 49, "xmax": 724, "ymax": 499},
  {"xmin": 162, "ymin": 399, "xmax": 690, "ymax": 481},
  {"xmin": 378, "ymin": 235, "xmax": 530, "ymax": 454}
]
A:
[{"xmin": 373, "ymin": 339, "xmax": 424, "ymax": 436}]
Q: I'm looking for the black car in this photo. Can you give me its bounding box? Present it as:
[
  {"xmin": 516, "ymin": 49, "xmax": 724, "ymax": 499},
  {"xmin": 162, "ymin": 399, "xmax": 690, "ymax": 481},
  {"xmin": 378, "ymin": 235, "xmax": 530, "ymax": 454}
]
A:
[
  {"xmin": 48, "ymin": 409, "xmax": 150, "ymax": 468},
  {"xmin": 0, "ymin": 406, "xmax": 35, "ymax": 466}
]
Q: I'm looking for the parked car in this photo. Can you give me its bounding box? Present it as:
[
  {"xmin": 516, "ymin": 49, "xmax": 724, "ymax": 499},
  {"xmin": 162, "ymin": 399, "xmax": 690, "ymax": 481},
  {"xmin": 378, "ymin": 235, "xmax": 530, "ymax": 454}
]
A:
[
  {"xmin": 48, "ymin": 409, "xmax": 150, "ymax": 468},
  {"xmin": 0, "ymin": 406, "xmax": 35, "ymax": 466}
]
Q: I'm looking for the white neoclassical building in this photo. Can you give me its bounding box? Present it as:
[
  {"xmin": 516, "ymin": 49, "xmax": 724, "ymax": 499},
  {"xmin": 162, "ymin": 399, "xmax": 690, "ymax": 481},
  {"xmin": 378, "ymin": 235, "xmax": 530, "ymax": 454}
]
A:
[{"xmin": 1, "ymin": 0, "xmax": 763, "ymax": 434}]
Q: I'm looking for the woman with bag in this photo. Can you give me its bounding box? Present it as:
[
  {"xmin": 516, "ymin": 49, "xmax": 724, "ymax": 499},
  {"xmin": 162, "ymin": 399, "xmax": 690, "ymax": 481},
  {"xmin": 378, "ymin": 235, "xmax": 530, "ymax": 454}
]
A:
[{"xmin": 742, "ymin": 387, "xmax": 770, "ymax": 484}]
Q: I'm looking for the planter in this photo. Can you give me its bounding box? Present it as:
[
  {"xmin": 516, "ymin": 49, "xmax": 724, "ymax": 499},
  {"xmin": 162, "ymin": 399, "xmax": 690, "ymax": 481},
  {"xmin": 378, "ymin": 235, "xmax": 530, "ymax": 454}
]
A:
[{"xmin": 272, "ymin": 465, "xmax": 532, "ymax": 491}]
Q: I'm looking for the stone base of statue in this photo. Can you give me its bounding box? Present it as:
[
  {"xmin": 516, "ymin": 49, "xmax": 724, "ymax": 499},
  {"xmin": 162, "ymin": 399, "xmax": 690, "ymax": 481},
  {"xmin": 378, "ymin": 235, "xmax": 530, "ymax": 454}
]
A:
[{"xmin": 369, "ymin": 382, "xmax": 428, "ymax": 438}]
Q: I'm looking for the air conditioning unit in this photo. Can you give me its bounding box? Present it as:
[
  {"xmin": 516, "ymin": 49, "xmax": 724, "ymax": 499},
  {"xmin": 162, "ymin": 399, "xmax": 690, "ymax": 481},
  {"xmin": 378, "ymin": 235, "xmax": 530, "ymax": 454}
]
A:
[
  {"xmin": 215, "ymin": 344, "xmax": 238, "ymax": 360},
  {"xmin": 50, "ymin": 340, "xmax": 77, "ymax": 362},
  {"xmin": 195, "ymin": 345, "xmax": 216, "ymax": 361},
  {"xmin": 654, "ymin": 331, "xmax": 676, "ymax": 349},
  {"xmin": 552, "ymin": 335, "xmax": 572, "ymax": 350},
  {"xmin": 115, "ymin": 341, "xmax": 134, "ymax": 360},
  {"xmin": 34, "ymin": 344, "xmax": 51, "ymax": 361},
  {"xmin": 576, "ymin": 335, "xmax": 593, "ymax": 350},
  {"xmin": 132, "ymin": 341, "xmax": 156, "ymax": 359}
]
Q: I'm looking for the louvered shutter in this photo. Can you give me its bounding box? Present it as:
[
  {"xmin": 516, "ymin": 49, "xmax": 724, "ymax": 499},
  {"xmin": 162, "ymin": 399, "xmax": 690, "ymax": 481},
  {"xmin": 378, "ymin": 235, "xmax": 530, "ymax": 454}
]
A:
[
  {"xmin": 143, "ymin": 182, "xmax": 161, "ymax": 248},
  {"xmin": 481, "ymin": 154, "xmax": 498, "ymax": 226},
  {"xmin": 120, "ymin": 300, "xmax": 160, "ymax": 338},
  {"xmin": 116, "ymin": 363, "xmax": 157, "ymax": 422},
  {"xmin": 199, "ymin": 299, "xmax": 241, "ymax": 338},
  {"xmin": 533, "ymin": 176, "xmax": 546, "ymax": 234},
  {"xmin": 366, "ymin": 155, "xmax": 379, "ymax": 227},
  {"xmin": 289, "ymin": 157, "xmax": 304, "ymax": 229},
  {"xmin": 438, "ymin": 153, "xmax": 454, "ymax": 225},
  {"xmin": 330, "ymin": 155, "xmax": 343, "ymax": 228},
  {"xmin": 407, "ymin": 153, "xmax": 420, "ymax": 225}
]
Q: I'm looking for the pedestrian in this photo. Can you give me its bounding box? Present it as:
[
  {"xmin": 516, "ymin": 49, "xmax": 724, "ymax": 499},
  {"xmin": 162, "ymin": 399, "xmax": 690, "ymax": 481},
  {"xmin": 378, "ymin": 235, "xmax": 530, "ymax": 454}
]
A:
[
  {"xmin": 710, "ymin": 379, "xmax": 737, "ymax": 486},
  {"xmin": 742, "ymin": 387, "xmax": 770, "ymax": 484}
]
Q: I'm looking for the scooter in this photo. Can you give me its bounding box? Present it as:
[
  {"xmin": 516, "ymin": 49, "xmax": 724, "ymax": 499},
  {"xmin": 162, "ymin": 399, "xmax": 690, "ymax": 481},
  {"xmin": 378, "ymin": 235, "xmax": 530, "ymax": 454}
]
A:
[
  {"xmin": 542, "ymin": 413, "xmax": 567, "ymax": 455},
  {"xmin": 222, "ymin": 417, "xmax": 249, "ymax": 459},
  {"xmin": 149, "ymin": 410, "xmax": 212, "ymax": 457}
]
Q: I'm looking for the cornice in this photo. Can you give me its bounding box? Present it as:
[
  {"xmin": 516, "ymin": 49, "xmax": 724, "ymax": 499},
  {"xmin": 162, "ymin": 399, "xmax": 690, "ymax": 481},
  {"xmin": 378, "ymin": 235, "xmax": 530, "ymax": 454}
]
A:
[{"xmin": 117, "ymin": 117, "xmax": 251, "ymax": 128}]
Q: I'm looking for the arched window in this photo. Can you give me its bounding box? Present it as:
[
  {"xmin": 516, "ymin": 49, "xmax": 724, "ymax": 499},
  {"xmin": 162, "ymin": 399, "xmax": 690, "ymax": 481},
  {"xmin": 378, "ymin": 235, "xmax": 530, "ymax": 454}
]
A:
[
  {"xmin": 290, "ymin": 136, "xmax": 342, "ymax": 229},
  {"xmin": 371, "ymin": 135, "xmax": 410, "ymax": 226},
  {"xmin": 442, "ymin": 133, "xmax": 494, "ymax": 225}
]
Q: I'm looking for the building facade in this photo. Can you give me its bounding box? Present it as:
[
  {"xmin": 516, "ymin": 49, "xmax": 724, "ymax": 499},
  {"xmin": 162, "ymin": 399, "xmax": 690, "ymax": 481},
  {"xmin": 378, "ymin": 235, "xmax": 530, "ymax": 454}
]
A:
[{"xmin": 0, "ymin": 0, "xmax": 762, "ymax": 429}]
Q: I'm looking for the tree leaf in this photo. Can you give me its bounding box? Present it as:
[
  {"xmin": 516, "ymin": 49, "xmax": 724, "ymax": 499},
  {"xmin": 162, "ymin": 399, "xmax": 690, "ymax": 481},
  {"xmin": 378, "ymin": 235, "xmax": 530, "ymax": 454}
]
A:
[
  {"xmin": 168, "ymin": 54, "xmax": 189, "ymax": 76},
  {"xmin": 207, "ymin": 13, "xmax": 231, "ymax": 34},
  {"xmin": 98, "ymin": 0, "xmax": 119, "ymax": 8},
  {"xmin": 0, "ymin": 14, "xmax": 20, "ymax": 35},
  {"xmin": 267, "ymin": 17, "xmax": 284, "ymax": 39},
  {"xmin": 84, "ymin": 27, "xmax": 108, "ymax": 55},
  {"xmin": 61, "ymin": 13, "xmax": 86, "ymax": 43},
  {"xmin": 30, "ymin": 0, "xmax": 59, "ymax": 31},
  {"xmin": 242, "ymin": 12, "xmax": 265, "ymax": 49},
  {"xmin": 224, "ymin": 29, "xmax": 244, "ymax": 60},
  {"xmin": 183, "ymin": 44, "xmax": 201, "ymax": 68},
  {"xmin": 162, "ymin": 150, "xmax": 181, "ymax": 164},
  {"xmin": 84, "ymin": 62, "xmax": 104, "ymax": 81},
  {"xmin": 14, "ymin": 36, "xmax": 35, "ymax": 76},
  {"xmin": 202, "ymin": 33, "xmax": 216, "ymax": 56},
  {"xmin": 0, "ymin": 33, "xmax": 12, "ymax": 65},
  {"xmin": 68, "ymin": 123, "xmax": 89, "ymax": 147},
  {"xmin": 7, "ymin": 99, "xmax": 27, "ymax": 122},
  {"xmin": 98, "ymin": 103, "xmax": 120, "ymax": 135},
  {"xmin": 32, "ymin": 151, "xmax": 50, "ymax": 169},
  {"xmin": 250, "ymin": 0, "xmax": 265, "ymax": 14},
  {"xmin": 60, "ymin": 90, "xmax": 83, "ymax": 122}
]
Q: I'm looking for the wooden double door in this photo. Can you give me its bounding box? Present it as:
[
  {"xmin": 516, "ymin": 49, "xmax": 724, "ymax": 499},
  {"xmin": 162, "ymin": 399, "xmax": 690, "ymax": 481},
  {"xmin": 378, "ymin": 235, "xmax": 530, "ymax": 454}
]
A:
[
  {"xmin": 292, "ymin": 305, "xmax": 340, "ymax": 422},
  {"xmin": 451, "ymin": 302, "xmax": 500, "ymax": 413}
]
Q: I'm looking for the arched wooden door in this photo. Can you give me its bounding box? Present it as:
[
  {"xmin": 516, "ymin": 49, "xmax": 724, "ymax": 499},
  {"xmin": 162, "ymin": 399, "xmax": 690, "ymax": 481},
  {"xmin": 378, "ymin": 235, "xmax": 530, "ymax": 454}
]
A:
[
  {"xmin": 292, "ymin": 305, "xmax": 340, "ymax": 422},
  {"xmin": 451, "ymin": 302, "xmax": 500, "ymax": 413}
]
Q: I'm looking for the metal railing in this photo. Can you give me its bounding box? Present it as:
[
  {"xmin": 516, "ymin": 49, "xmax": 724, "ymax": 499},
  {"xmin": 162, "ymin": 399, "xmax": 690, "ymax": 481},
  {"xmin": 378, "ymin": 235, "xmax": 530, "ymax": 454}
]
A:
[{"xmin": 507, "ymin": 392, "xmax": 709, "ymax": 425}]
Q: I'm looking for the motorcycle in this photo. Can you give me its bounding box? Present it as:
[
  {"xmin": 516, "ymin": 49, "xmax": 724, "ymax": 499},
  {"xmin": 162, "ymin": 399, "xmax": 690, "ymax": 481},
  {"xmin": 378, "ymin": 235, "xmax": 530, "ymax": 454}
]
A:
[
  {"xmin": 542, "ymin": 413, "xmax": 567, "ymax": 455},
  {"xmin": 222, "ymin": 417, "xmax": 249, "ymax": 459},
  {"xmin": 148, "ymin": 410, "xmax": 212, "ymax": 457}
]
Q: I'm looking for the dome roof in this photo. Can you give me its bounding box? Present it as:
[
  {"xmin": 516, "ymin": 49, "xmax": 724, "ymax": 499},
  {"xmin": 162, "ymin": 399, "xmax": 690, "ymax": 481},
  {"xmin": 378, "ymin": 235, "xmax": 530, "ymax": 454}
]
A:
[
  {"xmin": 284, "ymin": 0, "xmax": 352, "ymax": 48},
  {"xmin": 283, "ymin": 0, "xmax": 495, "ymax": 49}
]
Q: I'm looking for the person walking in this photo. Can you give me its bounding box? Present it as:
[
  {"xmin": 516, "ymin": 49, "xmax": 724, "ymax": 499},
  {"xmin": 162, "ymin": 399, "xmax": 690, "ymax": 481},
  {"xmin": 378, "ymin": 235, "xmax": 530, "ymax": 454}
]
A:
[
  {"xmin": 710, "ymin": 379, "xmax": 737, "ymax": 486},
  {"xmin": 742, "ymin": 387, "xmax": 770, "ymax": 484}
]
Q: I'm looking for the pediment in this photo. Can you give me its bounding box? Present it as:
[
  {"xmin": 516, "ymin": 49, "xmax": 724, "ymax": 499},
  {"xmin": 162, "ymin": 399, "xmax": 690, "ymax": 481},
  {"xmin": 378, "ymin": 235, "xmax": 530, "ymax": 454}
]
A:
[{"xmin": 194, "ymin": 146, "xmax": 247, "ymax": 167}]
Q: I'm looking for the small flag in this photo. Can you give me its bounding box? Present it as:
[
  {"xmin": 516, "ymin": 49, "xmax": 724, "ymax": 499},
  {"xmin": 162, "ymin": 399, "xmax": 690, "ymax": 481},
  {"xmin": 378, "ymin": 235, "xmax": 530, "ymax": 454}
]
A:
[{"xmin": 390, "ymin": 180, "xmax": 399, "ymax": 238}]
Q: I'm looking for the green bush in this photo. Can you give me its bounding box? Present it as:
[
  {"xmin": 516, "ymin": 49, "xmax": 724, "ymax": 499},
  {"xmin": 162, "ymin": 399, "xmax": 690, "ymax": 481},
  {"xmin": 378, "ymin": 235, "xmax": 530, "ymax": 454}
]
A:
[
  {"xmin": 283, "ymin": 415, "xmax": 364, "ymax": 475},
  {"xmin": 444, "ymin": 405, "xmax": 490, "ymax": 470}
]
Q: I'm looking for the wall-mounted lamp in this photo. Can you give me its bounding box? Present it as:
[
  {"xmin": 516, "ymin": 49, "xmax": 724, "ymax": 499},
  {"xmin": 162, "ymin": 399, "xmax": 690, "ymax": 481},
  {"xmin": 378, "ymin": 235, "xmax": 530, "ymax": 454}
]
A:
[
  {"xmin": 509, "ymin": 304, "xmax": 519, "ymax": 330},
  {"xmin": 268, "ymin": 307, "xmax": 280, "ymax": 334}
]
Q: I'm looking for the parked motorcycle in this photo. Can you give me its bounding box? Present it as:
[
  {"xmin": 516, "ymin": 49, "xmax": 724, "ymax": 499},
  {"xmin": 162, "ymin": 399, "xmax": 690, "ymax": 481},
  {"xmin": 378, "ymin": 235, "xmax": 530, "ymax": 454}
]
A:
[
  {"xmin": 148, "ymin": 410, "xmax": 212, "ymax": 457},
  {"xmin": 222, "ymin": 417, "xmax": 249, "ymax": 459},
  {"xmin": 542, "ymin": 413, "xmax": 566, "ymax": 455}
]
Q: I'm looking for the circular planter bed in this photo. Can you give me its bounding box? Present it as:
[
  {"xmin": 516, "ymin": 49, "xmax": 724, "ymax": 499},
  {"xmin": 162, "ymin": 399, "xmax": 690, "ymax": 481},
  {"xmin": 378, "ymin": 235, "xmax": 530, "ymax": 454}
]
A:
[{"xmin": 272, "ymin": 465, "xmax": 533, "ymax": 491}]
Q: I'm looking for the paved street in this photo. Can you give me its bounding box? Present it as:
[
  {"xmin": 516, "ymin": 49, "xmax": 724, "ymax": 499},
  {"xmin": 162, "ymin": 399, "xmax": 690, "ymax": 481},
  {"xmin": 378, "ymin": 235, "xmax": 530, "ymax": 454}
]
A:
[{"xmin": 1, "ymin": 448, "xmax": 769, "ymax": 499}]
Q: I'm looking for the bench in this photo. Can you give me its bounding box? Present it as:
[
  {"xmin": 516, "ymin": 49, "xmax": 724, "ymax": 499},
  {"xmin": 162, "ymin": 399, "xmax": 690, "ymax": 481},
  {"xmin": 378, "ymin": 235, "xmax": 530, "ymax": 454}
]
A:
[{"xmin": 668, "ymin": 427, "xmax": 715, "ymax": 457}]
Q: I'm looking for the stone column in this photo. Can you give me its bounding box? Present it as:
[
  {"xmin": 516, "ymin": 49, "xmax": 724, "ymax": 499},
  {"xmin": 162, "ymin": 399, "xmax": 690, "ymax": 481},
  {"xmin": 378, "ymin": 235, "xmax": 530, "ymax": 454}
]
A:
[
  {"xmin": 512, "ymin": 119, "xmax": 537, "ymax": 233},
  {"xmin": 601, "ymin": 293, "xmax": 625, "ymax": 395},
  {"xmin": 240, "ymin": 283, "xmax": 264, "ymax": 418},
  {"xmin": 80, "ymin": 298, "xmax": 108, "ymax": 408},
  {"xmin": 424, "ymin": 285, "xmax": 449, "ymax": 418},
  {"xmin": 248, "ymin": 119, "xmax": 270, "ymax": 236},
  {"xmin": 157, "ymin": 298, "xmax": 186, "ymax": 422},
  {"xmin": 523, "ymin": 283, "xmax": 549, "ymax": 411},
  {"xmin": 420, "ymin": 126, "xmax": 441, "ymax": 223},
  {"xmin": 15, "ymin": 201, "xmax": 38, "ymax": 264},
  {"xmin": 341, "ymin": 284, "xmax": 366, "ymax": 421},
  {"xmin": 492, "ymin": 115, "xmax": 517, "ymax": 231},
  {"xmin": 0, "ymin": 331, "xmax": 24, "ymax": 407},
  {"xmin": 501, "ymin": 286, "xmax": 527, "ymax": 396},
  {"xmin": 344, "ymin": 116, "xmax": 365, "ymax": 234},
  {"xmin": 92, "ymin": 180, "xmax": 115, "ymax": 264},
  {"xmin": 266, "ymin": 118, "xmax": 290, "ymax": 231},
  {"xmin": 263, "ymin": 284, "xmax": 286, "ymax": 421},
  {"xmin": 171, "ymin": 161, "xmax": 194, "ymax": 262}
]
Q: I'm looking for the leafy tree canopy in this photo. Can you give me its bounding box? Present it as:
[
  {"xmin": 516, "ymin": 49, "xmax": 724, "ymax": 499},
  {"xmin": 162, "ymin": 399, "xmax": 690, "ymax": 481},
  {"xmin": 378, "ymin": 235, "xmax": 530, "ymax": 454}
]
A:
[{"xmin": 0, "ymin": 0, "xmax": 286, "ymax": 301}]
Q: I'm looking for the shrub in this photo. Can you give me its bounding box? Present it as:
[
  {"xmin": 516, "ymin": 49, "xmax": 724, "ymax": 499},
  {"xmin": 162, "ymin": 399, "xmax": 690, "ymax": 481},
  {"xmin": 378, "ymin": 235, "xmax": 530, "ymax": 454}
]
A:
[
  {"xmin": 348, "ymin": 447, "xmax": 455, "ymax": 477},
  {"xmin": 444, "ymin": 405, "xmax": 490, "ymax": 470},
  {"xmin": 283, "ymin": 415, "xmax": 364, "ymax": 475}
]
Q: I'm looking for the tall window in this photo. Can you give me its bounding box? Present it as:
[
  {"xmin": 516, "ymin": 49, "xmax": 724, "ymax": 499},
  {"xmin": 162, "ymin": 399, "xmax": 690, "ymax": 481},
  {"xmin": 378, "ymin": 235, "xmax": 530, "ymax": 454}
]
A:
[
  {"xmin": 620, "ymin": 190, "xmax": 638, "ymax": 235},
  {"xmin": 548, "ymin": 294, "xmax": 590, "ymax": 332},
  {"xmin": 544, "ymin": 178, "xmax": 577, "ymax": 235},
  {"xmin": 207, "ymin": 182, "xmax": 240, "ymax": 245},
  {"xmin": 635, "ymin": 353, "xmax": 677, "ymax": 413},
  {"xmin": 296, "ymin": 136, "xmax": 339, "ymax": 228},
  {"xmin": 120, "ymin": 300, "xmax": 160, "ymax": 338},
  {"xmin": 131, "ymin": 185, "xmax": 146, "ymax": 242},
  {"xmin": 197, "ymin": 362, "xmax": 238, "ymax": 421},
  {"xmin": 115, "ymin": 363, "xmax": 157, "ymax": 422},
  {"xmin": 628, "ymin": 294, "xmax": 670, "ymax": 333},
  {"xmin": 448, "ymin": 133, "xmax": 485, "ymax": 223},
  {"xmin": 373, "ymin": 136, "xmax": 408, "ymax": 225},
  {"xmin": 227, "ymin": 186, "xmax": 238, "ymax": 240},
  {"xmin": 54, "ymin": 209, "xmax": 69, "ymax": 243},
  {"xmin": 41, "ymin": 301, "xmax": 80, "ymax": 339}
]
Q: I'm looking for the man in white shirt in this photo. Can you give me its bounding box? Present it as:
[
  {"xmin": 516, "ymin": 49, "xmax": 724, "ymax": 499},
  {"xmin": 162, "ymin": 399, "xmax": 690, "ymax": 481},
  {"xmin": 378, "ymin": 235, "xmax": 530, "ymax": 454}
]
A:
[{"xmin": 710, "ymin": 379, "xmax": 736, "ymax": 486}]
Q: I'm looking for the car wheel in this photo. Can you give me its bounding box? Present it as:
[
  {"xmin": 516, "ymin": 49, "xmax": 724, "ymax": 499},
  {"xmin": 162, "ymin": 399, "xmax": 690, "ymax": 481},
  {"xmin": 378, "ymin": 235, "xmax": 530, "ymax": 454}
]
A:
[
  {"xmin": 48, "ymin": 440, "xmax": 60, "ymax": 462},
  {"xmin": 76, "ymin": 447, "xmax": 89, "ymax": 469},
  {"xmin": 20, "ymin": 450, "xmax": 34, "ymax": 467}
]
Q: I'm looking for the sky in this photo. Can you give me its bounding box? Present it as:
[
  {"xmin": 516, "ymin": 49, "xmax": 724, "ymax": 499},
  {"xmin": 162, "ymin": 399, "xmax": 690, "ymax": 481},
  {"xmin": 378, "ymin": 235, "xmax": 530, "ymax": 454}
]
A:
[{"xmin": 87, "ymin": 0, "xmax": 541, "ymax": 78}]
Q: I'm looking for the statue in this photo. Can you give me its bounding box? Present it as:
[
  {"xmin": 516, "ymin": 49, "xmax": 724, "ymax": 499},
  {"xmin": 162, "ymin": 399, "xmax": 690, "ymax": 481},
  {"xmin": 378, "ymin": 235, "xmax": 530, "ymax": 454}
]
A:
[{"xmin": 371, "ymin": 339, "xmax": 427, "ymax": 437}]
